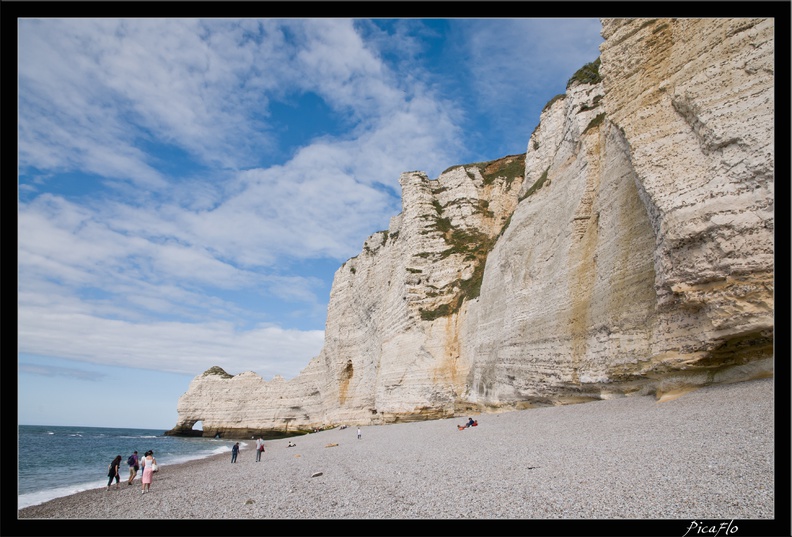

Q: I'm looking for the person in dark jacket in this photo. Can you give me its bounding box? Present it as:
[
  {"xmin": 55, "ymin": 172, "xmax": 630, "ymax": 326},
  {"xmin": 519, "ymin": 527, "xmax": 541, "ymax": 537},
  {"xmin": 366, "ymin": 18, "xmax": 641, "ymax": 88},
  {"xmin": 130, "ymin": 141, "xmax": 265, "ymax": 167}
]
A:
[
  {"xmin": 127, "ymin": 451, "xmax": 139, "ymax": 485},
  {"xmin": 106, "ymin": 455, "xmax": 122, "ymax": 490}
]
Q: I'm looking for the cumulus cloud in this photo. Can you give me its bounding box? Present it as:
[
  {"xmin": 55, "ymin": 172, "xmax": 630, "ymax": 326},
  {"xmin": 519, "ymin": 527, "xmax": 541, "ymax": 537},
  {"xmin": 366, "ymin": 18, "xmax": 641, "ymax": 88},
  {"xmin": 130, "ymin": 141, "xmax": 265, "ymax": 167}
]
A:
[{"xmin": 18, "ymin": 302, "xmax": 325, "ymax": 379}]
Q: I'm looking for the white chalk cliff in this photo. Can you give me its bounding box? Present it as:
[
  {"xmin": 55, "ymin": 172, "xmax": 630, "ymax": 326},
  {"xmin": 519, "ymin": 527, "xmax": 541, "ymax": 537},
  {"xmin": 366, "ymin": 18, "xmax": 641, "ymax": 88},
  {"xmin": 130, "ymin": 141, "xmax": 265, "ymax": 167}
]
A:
[{"xmin": 167, "ymin": 18, "xmax": 775, "ymax": 438}]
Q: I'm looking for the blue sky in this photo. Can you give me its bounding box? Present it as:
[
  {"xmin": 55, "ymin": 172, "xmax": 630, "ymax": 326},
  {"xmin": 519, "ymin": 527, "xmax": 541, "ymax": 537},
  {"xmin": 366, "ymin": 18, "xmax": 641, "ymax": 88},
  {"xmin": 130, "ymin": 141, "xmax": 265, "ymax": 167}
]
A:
[{"xmin": 18, "ymin": 18, "xmax": 604, "ymax": 430}]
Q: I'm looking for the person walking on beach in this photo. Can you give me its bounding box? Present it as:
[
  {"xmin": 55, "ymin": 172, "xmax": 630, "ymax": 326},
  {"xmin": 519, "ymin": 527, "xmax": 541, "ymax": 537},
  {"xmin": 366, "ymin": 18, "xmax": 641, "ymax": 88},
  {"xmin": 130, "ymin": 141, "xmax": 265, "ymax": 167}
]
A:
[
  {"xmin": 140, "ymin": 450, "xmax": 157, "ymax": 494},
  {"xmin": 357, "ymin": 427, "xmax": 361, "ymax": 440},
  {"xmin": 127, "ymin": 451, "xmax": 139, "ymax": 485},
  {"xmin": 255, "ymin": 437, "xmax": 265, "ymax": 462},
  {"xmin": 231, "ymin": 442, "xmax": 240, "ymax": 463},
  {"xmin": 106, "ymin": 455, "xmax": 122, "ymax": 490}
]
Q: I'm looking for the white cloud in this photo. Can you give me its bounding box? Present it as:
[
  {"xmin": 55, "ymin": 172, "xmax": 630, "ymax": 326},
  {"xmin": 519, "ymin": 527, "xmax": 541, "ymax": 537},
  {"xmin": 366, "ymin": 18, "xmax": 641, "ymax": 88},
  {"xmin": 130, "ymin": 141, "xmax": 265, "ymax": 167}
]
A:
[
  {"xmin": 20, "ymin": 19, "xmax": 271, "ymax": 183},
  {"xmin": 18, "ymin": 192, "xmax": 330, "ymax": 313},
  {"xmin": 18, "ymin": 304, "xmax": 324, "ymax": 379}
]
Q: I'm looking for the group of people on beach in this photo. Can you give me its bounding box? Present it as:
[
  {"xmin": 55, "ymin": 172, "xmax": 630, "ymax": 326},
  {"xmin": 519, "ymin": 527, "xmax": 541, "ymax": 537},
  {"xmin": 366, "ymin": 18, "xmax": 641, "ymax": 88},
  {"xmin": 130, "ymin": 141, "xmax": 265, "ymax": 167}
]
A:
[
  {"xmin": 107, "ymin": 449, "xmax": 157, "ymax": 494},
  {"xmin": 232, "ymin": 436, "xmax": 271, "ymax": 463},
  {"xmin": 231, "ymin": 435, "xmax": 309, "ymax": 462}
]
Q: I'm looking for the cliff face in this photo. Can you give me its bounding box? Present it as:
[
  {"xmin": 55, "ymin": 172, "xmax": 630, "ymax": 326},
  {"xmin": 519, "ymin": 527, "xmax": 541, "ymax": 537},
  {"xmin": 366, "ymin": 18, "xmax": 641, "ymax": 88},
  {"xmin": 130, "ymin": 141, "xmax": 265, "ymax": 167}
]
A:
[{"xmin": 167, "ymin": 18, "xmax": 775, "ymax": 438}]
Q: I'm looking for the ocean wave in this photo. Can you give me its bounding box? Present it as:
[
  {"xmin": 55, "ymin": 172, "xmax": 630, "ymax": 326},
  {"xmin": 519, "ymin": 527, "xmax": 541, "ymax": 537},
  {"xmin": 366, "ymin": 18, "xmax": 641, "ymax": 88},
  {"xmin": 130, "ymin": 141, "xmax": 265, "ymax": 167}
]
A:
[{"xmin": 18, "ymin": 479, "xmax": 107, "ymax": 509}]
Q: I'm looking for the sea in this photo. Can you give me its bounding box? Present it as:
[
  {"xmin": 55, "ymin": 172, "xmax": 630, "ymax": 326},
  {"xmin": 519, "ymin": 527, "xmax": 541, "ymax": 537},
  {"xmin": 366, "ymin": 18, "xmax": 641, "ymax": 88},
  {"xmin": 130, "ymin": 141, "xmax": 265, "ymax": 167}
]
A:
[{"xmin": 18, "ymin": 425, "xmax": 250, "ymax": 509}]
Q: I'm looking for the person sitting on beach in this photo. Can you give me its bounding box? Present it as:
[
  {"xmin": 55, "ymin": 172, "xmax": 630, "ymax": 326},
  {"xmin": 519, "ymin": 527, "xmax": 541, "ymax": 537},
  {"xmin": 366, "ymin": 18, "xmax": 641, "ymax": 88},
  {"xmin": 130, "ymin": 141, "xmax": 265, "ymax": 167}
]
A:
[
  {"xmin": 287, "ymin": 441, "xmax": 296, "ymax": 447},
  {"xmin": 458, "ymin": 417, "xmax": 477, "ymax": 430}
]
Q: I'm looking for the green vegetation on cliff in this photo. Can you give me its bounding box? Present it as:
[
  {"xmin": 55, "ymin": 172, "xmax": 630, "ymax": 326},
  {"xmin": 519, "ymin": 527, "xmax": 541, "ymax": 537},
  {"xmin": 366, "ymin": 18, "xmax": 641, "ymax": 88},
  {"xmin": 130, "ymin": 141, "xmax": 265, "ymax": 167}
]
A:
[
  {"xmin": 418, "ymin": 155, "xmax": 525, "ymax": 321},
  {"xmin": 567, "ymin": 57, "xmax": 601, "ymax": 87},
  {"xmin": 583, "ymin": 112, "xmax": 606, "ymax": 134},
  {"xmin": 416, "ymin": 57, "xmax": 603, "ymax": 324},
  {"xmin": 519, "ymin": 166, "xmax": 551, "ymax": 202},
  {"xmin": 203, "ymin": 365, "xmax": 233, "ymax": 378}
]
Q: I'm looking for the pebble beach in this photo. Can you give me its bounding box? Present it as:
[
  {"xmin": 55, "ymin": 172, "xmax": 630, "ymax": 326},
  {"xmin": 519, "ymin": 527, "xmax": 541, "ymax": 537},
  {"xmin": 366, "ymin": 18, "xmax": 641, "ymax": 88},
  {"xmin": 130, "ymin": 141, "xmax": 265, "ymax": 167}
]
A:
[{"xmin": 15, "ymin": 378, "xmax": 781, "ymax": 533}]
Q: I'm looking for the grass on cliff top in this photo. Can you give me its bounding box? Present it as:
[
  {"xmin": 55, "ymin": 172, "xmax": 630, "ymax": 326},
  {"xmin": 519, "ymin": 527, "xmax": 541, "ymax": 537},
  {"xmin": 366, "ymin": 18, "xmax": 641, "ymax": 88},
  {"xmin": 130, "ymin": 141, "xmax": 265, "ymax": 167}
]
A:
[
  {"xmin": 203, "ymin": 365, "xmax": 233, "ymax": 378},
  {"xmin": 479, "ymin": 155, "xmax": 525, "ymax": 188},
  {"xmin": 440, "ymin": 154, "xmax": 525, "ymax": 190},
  {"xmin": 530, "ymin": 58, "xmax": 602, "ymax": 147},
  {"xmin": 567, "ymin": 57, "xmax": 601, "ymax": 88}
]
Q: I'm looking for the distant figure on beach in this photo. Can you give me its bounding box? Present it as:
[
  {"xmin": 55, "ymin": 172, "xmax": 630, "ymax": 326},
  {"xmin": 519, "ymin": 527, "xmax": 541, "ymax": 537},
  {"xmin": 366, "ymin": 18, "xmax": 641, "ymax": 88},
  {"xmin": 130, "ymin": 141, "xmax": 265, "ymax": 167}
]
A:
[
  {"xmin": 106, "ymin": 455, "xmax": 122, "ymax": 490},
  {"xmin": 357, "ymin": 427, "xmax": 361, "ymax": 440},
  {"xmin": 127, "ymin": 450, "xmax": 139, "ymax": 485},
  {"xmin": 231, "ymin": 442, "xmax": 240, "ymax": 463},
  {"xmin": 287, "ymin": 441, "xmax": 296, "ymax": 447},
  {"xmin": 140, "ymin": 450, "xmax": 157, "ymax": 494},
  {"xmin": 457, "ymin": 418, "xmax": 478, "ymax": 430},
  {"xmin": 255, "ymin": 437, "xmax": 265, "ymax": 462}
]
